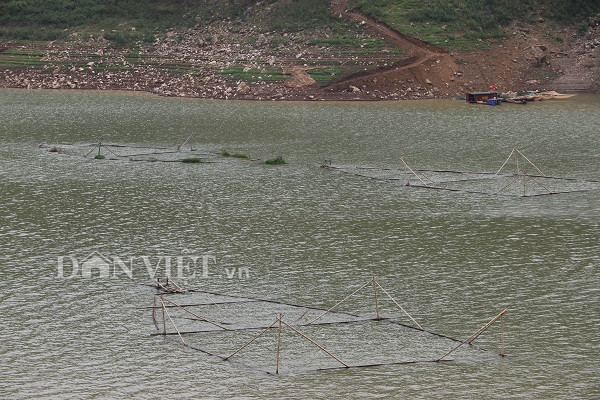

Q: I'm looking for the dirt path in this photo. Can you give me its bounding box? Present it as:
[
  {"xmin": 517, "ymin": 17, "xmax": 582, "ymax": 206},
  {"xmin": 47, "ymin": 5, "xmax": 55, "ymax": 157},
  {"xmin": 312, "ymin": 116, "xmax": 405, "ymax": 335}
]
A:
[
  {"xmin": 331, "ymin": 0, "xmax": 445, "ymax": 56},
  {"xmin": 327, "ymin": 0, "xmax": 459, "ymax": 95}
]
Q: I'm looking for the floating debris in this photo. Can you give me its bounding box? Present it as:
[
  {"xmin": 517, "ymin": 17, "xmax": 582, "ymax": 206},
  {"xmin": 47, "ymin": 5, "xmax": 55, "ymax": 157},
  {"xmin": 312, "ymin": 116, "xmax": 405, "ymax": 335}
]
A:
[
  {"xmin": 181, "ymin": 157, "xmax": 203, "ymax": 163},
  {"xmin": 265, "ymin": 156, "xmax": 286, "ymax": 165}
]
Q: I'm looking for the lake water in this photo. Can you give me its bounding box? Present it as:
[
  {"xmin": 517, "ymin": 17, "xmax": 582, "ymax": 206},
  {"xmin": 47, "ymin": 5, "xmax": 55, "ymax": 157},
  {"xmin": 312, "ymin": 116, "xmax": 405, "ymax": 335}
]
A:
[{"xmin": 1, "ymin": 89, "xmax": 599, "ymax": 399}]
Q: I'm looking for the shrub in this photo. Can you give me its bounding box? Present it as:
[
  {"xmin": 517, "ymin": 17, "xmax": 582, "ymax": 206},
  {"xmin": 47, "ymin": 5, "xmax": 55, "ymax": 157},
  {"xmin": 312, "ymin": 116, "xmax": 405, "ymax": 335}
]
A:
[{"xmin": 265, "ymin": 156, "xmax": 286, "ymax": 165}]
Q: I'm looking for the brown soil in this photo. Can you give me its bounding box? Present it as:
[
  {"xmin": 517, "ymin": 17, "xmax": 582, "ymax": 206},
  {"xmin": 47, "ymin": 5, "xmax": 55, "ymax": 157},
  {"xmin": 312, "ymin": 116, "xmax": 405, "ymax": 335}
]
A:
[
  {"xmin": 0, "ymin": 3, "xmax": 598, "ymax": 100},
  {"xmin": 325, "ymin": 0, "xmax": 600, "ymax": 98}
]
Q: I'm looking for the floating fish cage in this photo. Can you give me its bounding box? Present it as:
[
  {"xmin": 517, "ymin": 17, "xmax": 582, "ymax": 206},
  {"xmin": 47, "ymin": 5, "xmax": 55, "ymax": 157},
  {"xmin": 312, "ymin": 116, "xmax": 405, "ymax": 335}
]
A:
[
  {"xmin": 38, "ymin": 133, "xmax": 245, "ymax": 164},
  {"xmin": 144, "ymin": 278, "xmax": 507, "ymax": 375},
  {"xmin": 321, "ymin": 148, "xmax": 600, "ymax": 197}
]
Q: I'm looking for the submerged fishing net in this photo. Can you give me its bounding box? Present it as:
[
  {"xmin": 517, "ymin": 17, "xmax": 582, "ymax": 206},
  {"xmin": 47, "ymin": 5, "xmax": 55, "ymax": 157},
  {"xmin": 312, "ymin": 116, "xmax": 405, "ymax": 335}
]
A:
[
  {"xmin": 39, "ymin": 141, "xmax": 217, "ymax": 163},
  {"xmin": 322, "ymin": 149, "xmax": 600, "ymax": 197},
  {"xmin": 147, "ymin": 283, "xmax": 505, "ymax": 374}
]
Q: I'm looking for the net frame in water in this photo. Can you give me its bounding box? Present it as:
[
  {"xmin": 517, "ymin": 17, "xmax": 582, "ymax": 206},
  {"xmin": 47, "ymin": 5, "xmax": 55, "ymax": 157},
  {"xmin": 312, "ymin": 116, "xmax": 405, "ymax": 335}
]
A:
[
  {"xmin": 143, "ymin": 277, "xmax": 507, "ymax": 375},
  {"xmin": 41, "ymin": 133, "xmax": 224, "ymax": 163},
  {"xmin": 321, "ymin": 148, "xmax": 600, "ymax": 198}
]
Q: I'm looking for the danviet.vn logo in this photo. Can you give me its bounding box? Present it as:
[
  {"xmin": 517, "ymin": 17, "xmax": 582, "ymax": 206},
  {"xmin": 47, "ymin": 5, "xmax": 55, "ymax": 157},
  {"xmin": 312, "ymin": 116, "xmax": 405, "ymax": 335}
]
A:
[{"xmin": 56, "ymin": 250, "xmax": 250, "ymax": 280}]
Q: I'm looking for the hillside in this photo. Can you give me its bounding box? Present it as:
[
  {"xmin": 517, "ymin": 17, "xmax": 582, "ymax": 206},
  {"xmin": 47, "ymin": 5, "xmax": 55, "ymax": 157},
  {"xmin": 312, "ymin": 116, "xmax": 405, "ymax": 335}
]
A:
[{"xmin": 1, "ymin": 0, "xmax": 599, "ymax": 100}]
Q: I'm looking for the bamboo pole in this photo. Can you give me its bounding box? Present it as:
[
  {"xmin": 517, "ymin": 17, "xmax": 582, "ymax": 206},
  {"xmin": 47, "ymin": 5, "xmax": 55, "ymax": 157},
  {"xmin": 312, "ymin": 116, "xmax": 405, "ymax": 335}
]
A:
[
  {"xmin": 167, "ymin": 278, "xmax": 186, "ymax": 293},
  {"xmin": 103, "ymin": 145, "xmax": 121, "ymax": 158},
  {"xmin": 160, "ymin": 295, "xmax": 167, "ymax": 335},
  {"xmin": 374, "ymin": 280, "xmax": 423, "ymax": 329},
  {"xmin": 84, "ymin": 145, "xmax": 97, "ymax": 157},
  {"xmin": 224, "ymin": 318, "xmax": 279, "ymax": 361},
  {"xmin": 307, "ymin": 279, "xmax": 373, "ymax": 325},
  {"xmin": 436, "ymin": 309, "xmax": 507, "ymax": 361},
  {"xmin": 400, "ymin": 157, "xmax": 429, "ymax": 186},
  {"xmin": 516, "ymin": 154, "xmax": 525, "ymax": 196},
  {"xmin": 494, "ymin": 148, "xmax": 516, "ymax": 176},
  {"xmin": 514, "ymin": 148, "xmax": 545, "ymax": 176},
  {"xmin": 495, "ymin": 172, "xmax": 519, "ymax": 195},
  {"xmin": 527, "ymin": 175, "xmax": 553, "ymax": 194},
  {"xmin": 162, "ymin": 297, "xmax": 228, "ymax": 331},
  {"xmin": 372, "ymin": 277, "xmax": 381, "ymax": 320},
  {"xmin": 500, "ymin": 314, "xmax": 505, "ymax": 357},
  {"xmin": 276, "ymin": 314, "xmax": 283, "ymax": 374},
  {"xmin": 160, "ymin": 296, "xmax": 185, "ymax": 344},
  {"xmin": 280, "ymin": 319, "xmax": 348, "ymax": 368},
  {"xmin": 155, "ymin": 279, "xmax": 184, "ymax": 294},
  {"xmin": 178, "ymin": 133, "xmax": 194, "ymax": 151},
  {"xmin": 152, "ymin": 296, "xmax": 157, "ymax": 326}
]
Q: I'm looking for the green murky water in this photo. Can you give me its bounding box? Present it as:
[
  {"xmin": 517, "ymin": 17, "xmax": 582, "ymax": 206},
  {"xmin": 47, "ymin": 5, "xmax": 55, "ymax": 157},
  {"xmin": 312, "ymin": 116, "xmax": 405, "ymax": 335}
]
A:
[{"xmin": 1, "ymin": 89, "xmax": 599, "ymax": 399}]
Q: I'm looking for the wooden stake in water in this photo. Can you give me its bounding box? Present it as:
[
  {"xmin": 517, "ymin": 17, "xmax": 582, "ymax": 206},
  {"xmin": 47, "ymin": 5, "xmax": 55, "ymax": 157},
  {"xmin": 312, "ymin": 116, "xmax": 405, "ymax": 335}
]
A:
[
  {"xmin": 152, "ymin": 296, "xmax": 157, "ymax": 326},
  {"xmin": 160, "ymin": 295, "xmax": 185, "ymax": 344},
  {"xmin": 276, "ymin": 314, "xmax": 283, "ymax": 374},
  {"xmin": 307, "ymin": 278, "xmax": 373, "ymax": 325},
  {"xmin": 372, "ymin": 276, "xmax": 381, "ymax": 320},
  {"xmin": 374, "ymin": 279, "xmax": 423, "ymax": 329},
  {"xmin": 160, "ymin": 295, "xmax": 167, "ymax": 335},
  {"xmin": 500, "ymin": 313, "xmax": 505, "ymax": 357},
  {"xmin": 436, "ymin": 309, "xmax": 507, "ymax": 361},
  {"xmin": 162, "ymin": 296, "xmax": 227, "ymax": 331},
  {"xmin": 225, "ymin": 318, "xmax": 279, "ymax": 361},
  {"xmin": 281, "ymin": 319, "xmax": 348, "ymax": 368}
]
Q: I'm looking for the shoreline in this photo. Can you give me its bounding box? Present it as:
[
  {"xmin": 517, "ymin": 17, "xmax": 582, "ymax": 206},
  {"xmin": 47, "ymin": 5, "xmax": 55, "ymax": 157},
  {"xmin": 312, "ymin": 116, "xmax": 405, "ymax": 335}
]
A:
[{"xmin": 2, "ymin": 85, "xmax": 593, "ymax": 104}]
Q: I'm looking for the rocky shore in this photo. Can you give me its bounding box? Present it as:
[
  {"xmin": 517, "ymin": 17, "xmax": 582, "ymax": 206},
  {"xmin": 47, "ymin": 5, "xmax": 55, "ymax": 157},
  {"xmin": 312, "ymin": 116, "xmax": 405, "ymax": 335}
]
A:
[{"xmin": 1, "ymin": 13, "xmax": 598, "ymax": 100}]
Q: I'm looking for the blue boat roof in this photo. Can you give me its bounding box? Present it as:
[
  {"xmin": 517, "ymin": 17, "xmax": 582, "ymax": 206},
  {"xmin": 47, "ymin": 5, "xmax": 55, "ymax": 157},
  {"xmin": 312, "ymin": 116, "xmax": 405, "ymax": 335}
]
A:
[{"xmin": 467, "ymin": 91, "xmax": 499, "ymax": 95}]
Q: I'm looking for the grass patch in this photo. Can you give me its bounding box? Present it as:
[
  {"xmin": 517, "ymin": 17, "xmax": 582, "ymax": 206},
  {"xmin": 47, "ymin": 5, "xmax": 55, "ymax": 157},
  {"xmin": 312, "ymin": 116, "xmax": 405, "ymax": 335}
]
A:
[
  {"xmin": 94, "ymin": 154, "xmax": 105, "ymax": 160},
  {"xmin": 577, "ymin": 22, "xmax": 589, "ymax": 37},
  {"xmin": 103, "ymin": 30, "xmax": 155, "ymax": 48},
  {"xmin": 309, "ymin": 36, "xmax": 402, "ymax": 54},
  {"xmin": 220, "ymin": 66, "xmax": 290, "ymax": 83},
  {"xmin": 548, "ymin": 33, "xmax": 564, "ymax": 43},
  {"xmin": 264, "ymin": 0, "xmax": 338, "ymax": 32},
  {"xmin": 265, "ymin": 156, "xmax": 286, "ymax": 165},
  {"xmin": 0, "ymin": 0, "xmax": 349, "ymax": 41},
  {"xmin": 222, "ymin": 150, "xmax": 249, "ymax": 159},
  {"xmin": 181, "ymin": 157, "xmax": 203, "ymax": 163},
  {"xmin": 307, "ymin": 67, "xmax": 343, "ymax": 85},
  {"xmin": 348, "ymin": 0, "xmax": 600, "ymax": 50},
  {"xmin": 347, "ymin": 0, "xmax": 526, "ymax": 50}
]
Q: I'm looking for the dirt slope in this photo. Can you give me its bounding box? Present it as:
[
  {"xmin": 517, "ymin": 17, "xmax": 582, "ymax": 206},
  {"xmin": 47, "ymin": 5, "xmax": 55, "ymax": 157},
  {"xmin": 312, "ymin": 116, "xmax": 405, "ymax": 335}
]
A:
[
  {"xmin": 326, "ymin": 0, "xmax": 464, "ymax": 99},
  {"xmin": 326, "ymin": 0, "xmax": 600, "ymax": 97},
  {"xmin": 1, "ymin": 3, "xmax": 598, "ymax": 100}
]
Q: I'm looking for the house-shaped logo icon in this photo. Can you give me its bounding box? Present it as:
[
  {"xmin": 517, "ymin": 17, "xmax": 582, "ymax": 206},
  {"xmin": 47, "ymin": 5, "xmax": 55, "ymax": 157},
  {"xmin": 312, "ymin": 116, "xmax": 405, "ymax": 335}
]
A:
[{"xmin": 80, "ymin": 251, "xmax": 112, "ymax": 278}]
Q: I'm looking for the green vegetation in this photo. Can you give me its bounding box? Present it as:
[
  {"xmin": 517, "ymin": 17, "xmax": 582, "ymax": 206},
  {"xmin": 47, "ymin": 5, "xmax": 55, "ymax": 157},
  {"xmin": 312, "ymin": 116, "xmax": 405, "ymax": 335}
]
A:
[
  {"xmin": 263, "ymin": 0, "xmax": 337, "ymax": 31},
  {"xmin": 94, "ymin": 154, "xmax": 105, "ymax": 160},
  {"xmin": 0, "ymin": 0, "xmax": 343, "ymax": 44},
  {"xmin": 181, "ymin": 157, "xmax": 203, "ymax": 163},
  {"xmin": 577, "ymin": 22, "xmax": 590, "ymax": 37},
  {"xmin": 549, "ymin": 33, "xmax": 564, "ymax": 43},
  {"xmin": 348, "ymin": 0, "xmax": 600, "ymax": 50},
  {"xmin": 265, "ymin": 156, "xmax": 286, "ymax": 165},
  {"xmin": 221, "ymin": 149, "xmax": 249, "ymax": 159},
  {"xmin": 307, "ymin": 67, "xmax": 342, "ymax": 85},
  {"xmin": 309, "ymin": 36, "xmax": 404, "ymax": 55},
  {"xmin": 219, "ymin": 66, "xmax": 290, "ymax": 82}
]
